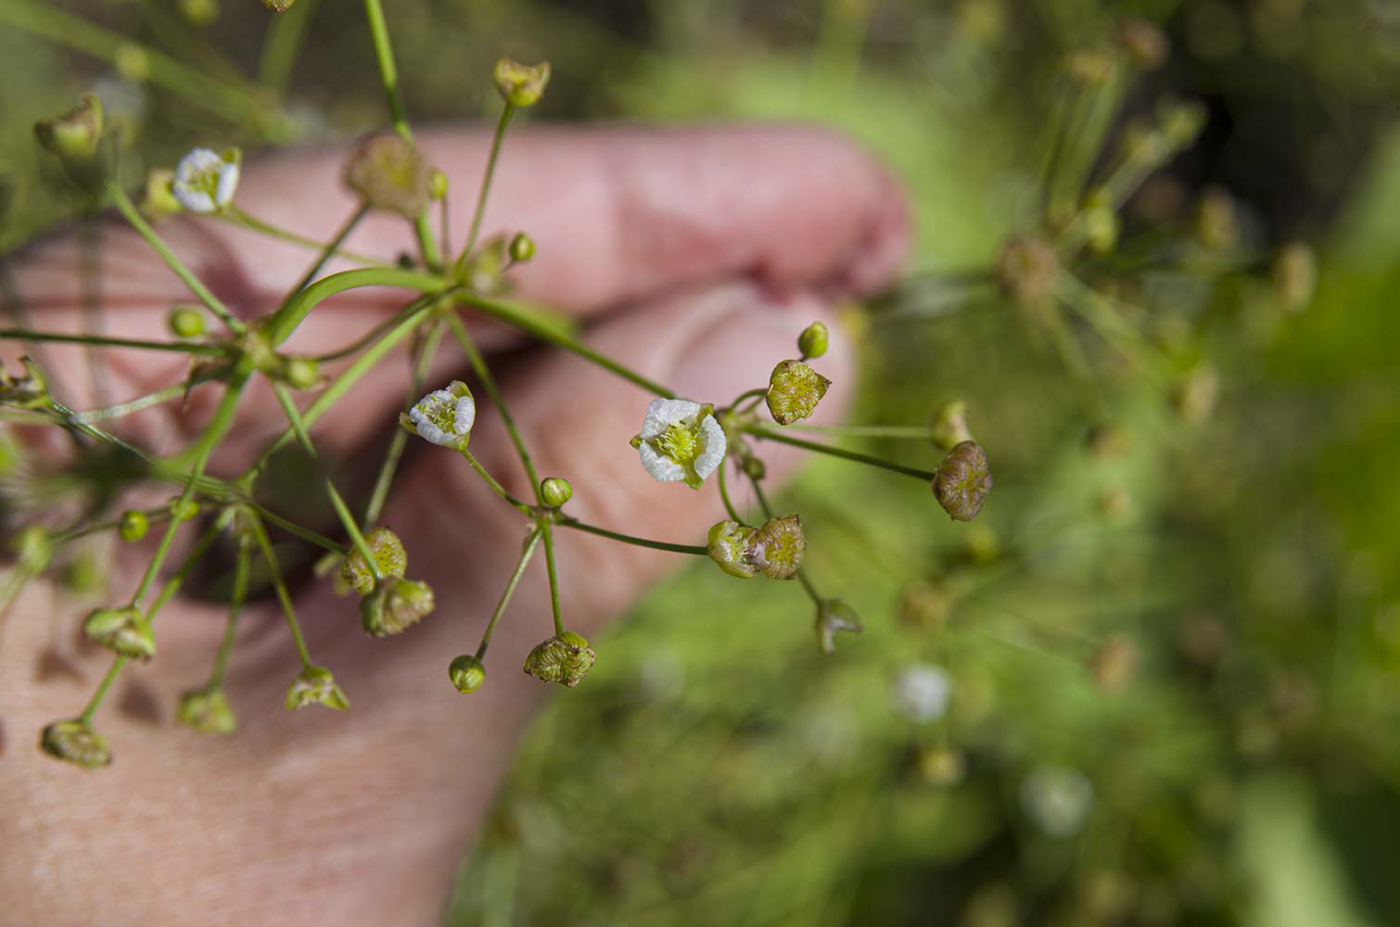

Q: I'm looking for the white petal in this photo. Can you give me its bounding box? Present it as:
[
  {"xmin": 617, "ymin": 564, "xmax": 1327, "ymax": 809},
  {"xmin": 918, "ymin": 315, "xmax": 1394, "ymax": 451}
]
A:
[
  {"xmin": 213, "ymin": 161, "xmax": 240, "ymax": 208},
  {"xmin": 638, "ymin": 441, "xmax": 685, "ymax": 482},
  {"xmin": 641, "ymin": 398, "xmax": 701, "ymax": 439},
  {"xmin": 453, "ymin": 395, "xmax": 476, "ymax": 435},
  {"xmin": 172, "ymin": 184, "xmax": 215, "ymax": 214},
  {"xmin": 692, "ymin": 414, "xmax": 727, "ymax": 480}
]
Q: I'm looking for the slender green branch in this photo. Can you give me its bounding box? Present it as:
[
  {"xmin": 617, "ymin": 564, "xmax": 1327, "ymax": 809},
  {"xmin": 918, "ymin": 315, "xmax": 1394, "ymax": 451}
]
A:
[
  {"xmin": 362, "ymin": 0, "xmax": 411, "ymax": 141},
  {"xmin": 475, "ymin": 529, "xmax": 542, "ymax": 660},
  {"xmin": 129, "ymin": 431, "xmax": 219, "ymax": 609},
  {"xmin": 458, "ymin": 449, "xmax": 534, "ymax": 516},
  {"xmin": 557, "ymin": 518, "xmax": 708, "ymax": 556},
  {"xmin": 107, "ymin": 182, "xmax": 246, "ymax": 335},
  {"xmin": 745, "ymin": 425, "xmax": 938, "ymax": 481},
  {"xmin": 455, "ymin": 103, "xmax": 516, "ymax": 271},
  {"xmin": 245, "ymin": 510, "xmax": 313, "ymax": 668},
  {"xmin": 79, "ymin": 657, "xmax": 127, "ymax": 725},
  {"xmin": 0, "ymin": 328, "xmax": 225, "ymax": 355},
  {"xmin": 284, "ymin": 204, "xmax": 372, "ymax": 301},
  {"xmin": 717, "ymin": 461, "xmax": 745, "ymax": 524},
  {"xmin": 209, "ymin": 540, "xmax": 252, "ymax": 687},
  {"xmin": 271, "ymin": 382, "xmax": 382, "ymax": 580},
  {"xmin": 785, "ymin": 423, "xmax": 939, "ymax": 440},
  {"xmin": 723, "ymin": 388, "xmax": 767, "ymax": 413},
  {"xmin": 362, "ymin": 318, "xmax": 446, "ymax": 527},
  {"xmin": 69, "ymin": 383, "xmax": 193, "ymax": 423},
  {"xmin": 217, "ymin": 207, "xmax": 387, "ymax": 269},
  {"xmin": 540, "ymin": 520, "xmax": 564, "ymax": 637},
  {"xmin": 145, "ymin": 510, "xmax": 235, "ymax": 621}
]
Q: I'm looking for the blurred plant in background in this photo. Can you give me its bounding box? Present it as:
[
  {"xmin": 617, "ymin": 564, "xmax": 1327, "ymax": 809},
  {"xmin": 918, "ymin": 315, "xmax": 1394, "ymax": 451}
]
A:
[{"xmin": 3, "ymin": 0, "xmax": 1400, "ymax": 925}]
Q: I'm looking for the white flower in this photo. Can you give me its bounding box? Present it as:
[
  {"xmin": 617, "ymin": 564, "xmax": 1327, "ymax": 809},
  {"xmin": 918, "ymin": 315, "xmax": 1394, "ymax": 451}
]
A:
[
  {"xmin": 632, "ymin": 398, "xmax": 726, "ymax": 490},
  {"xmin": 891, "ymin": 664, "xmax": 952, "ymax": 723},
  {"xmin": 406, "ymin": 381, "xmax": 476, "ymax": 449},
  {"xmin": 1020, "ymin": 765, "xmax": 1095, "ymax": 837},
  {"xmin": 171, "ymin": 147, "xmax": 240, "ymax": 213}
]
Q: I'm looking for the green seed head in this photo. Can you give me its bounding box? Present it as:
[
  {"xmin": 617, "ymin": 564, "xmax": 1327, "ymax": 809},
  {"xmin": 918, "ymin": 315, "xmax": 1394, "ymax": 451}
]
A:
[
  {"xmin": 707, "ymin": 519, "xmax": 757, "ymax": 579},
  {"xmin": 493, "ymin": 59, "xmax": 551, "ymax": 108},
  {"xmin": 40, "ymin": 719, "xmax": 111, "ymax": 769},
  {"xmin": 339, "ymin": 526, "xmax": 408, "ymax": 596},
  {"xmin": 932, "ymin": 441, "xmax": 993, "ymax": 522},
  {"xmin": 523, "ymin": 632, "xmax": 596, "ymax": 688},
  {"xmin": 540, "ymin": 476, "xmax": 573, "ymax": 508},
  {"xmin": 748, "ymin": 514, "xmax": 806, "ymax": 580},
  {"xmin": 83, "ymin": 606, "xmax": 156, "ymax": 661},
  {"xmin": 449, "ymin": 654, "xmax": 486, "ymax": 693},
  {"xmin": 766, "ymin": 360, "xmax": 832, "ymax": 426},
  {"xmin": 285, "ymin": 665, "xmax": 350, "ymax": 711}
]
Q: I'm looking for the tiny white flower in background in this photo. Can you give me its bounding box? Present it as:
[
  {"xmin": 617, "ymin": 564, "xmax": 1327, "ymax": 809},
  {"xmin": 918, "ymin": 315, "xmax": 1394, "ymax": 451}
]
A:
[
  {"xmin": 1020, "ymin": 765, "xmax": 1095, "ymax": 837},
  {"xmin": 632, "ymin": 398, "xmax": 726, "ymax": 490},
  {"xmin": 171, "ymin": 147, "xmax": 240, "ymax": 213},
  {"xmin": 407, "ymin": 380, "xmax": 476, "ymax": 449},
  {"xmin": 891, "ymin": 663, "xmax": 952, "ymax": 723}
]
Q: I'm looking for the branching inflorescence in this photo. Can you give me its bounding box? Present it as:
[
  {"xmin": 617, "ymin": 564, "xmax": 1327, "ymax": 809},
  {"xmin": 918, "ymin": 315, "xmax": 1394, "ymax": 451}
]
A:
[{"xmin": 3, "ymin": 0, "xmax": 990, "ymax": 770}]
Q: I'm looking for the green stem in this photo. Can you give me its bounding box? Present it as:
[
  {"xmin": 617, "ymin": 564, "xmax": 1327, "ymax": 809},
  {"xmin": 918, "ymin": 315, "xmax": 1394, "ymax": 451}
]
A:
[
  {"xmin": 557, "ymin": 518, "xmax": 707, "ymax": 556},
  {"xmin": 475, "ymin": 529, "xmax": 542, "ymax": 660},
  {"xmin": 271, "ymin": 382, "xmax": 381, "ymax": 580},
  {"xmin": 458, "ymin": 449, "xmax": 534, "ymax": 515},
  {"xmin": 79, "ymin": 657, "xmax": 126, "ymax": 725},
  {"xmin": 540, "ymin": 520, "xmax": 564, "ymax": 637},
  {"xmin": 69, "ymin": 383, "xmax": 193, "ymax": 423},
  {"xmin": 257, "ymin": 0, "xmax": 319, "ymax": 95},
  {"xmin": 218, "ymin": 207, "xmax": 386, "ymax": 269},
  {"xmin": 362, "ymin": 0, "xmax": 411, "ymax": 141},
  {"xmin": 724, "ymin": 387, "xmax": 767, "ymax": 413},
  {"xmin": 362, "ymin": 318, "xmax": 446, "ymax": 527},
  {"xmin": 284, "ymin": 204, "xmax": 372, "ymax": 301},
  {"xmin": 209, "ymin": 540, "xmax": 251, "ymax": 687},
  {"xmin": 245, "ymin": 510, "xmax": 313, "ymax": 668},
  {"xmin": 785, "ymin": 423, "xmax": 938, "ymax": 440},
  {"xmin": 444, "ymin": 312, "xmax": 540, "ymax": 491},
  {"xmin": 745, "ymin": 425, "xmax": 938, "ymax": 482},
  {"xmin": 455, "ymin": 103, "xmax": 516, "ymax": 272},
  {"xmin": 145, "ymin": 510, "xmax": 234, "ymax": 621},
  {"xmin": 107, "ymin": 182, "xmax": 246, "ymax": 335},
  {"xmin": 717, "ymin": 461, "xmax": 745, "ymax": 524},
  {"xmin": 0, "ymin": 328, "xmax": 225, "ymax": 355},
  {"xmin": 129, "ymin": 432, "xmax": 217, "ymax": 609}
]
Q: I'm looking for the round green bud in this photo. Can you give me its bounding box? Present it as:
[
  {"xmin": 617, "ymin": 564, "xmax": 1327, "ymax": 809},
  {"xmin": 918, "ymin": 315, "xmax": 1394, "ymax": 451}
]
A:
[
  {"xmin": 742, "ymin": 456, "xmax": 766, "ymax": 480},
  {"xmin": 539, "ymin": 476, "xmax": 572, "ymax": 507},
  {"xmin": 797, "ymin": 321, "xmax": 829, "ymax": 359},
  {"xmin": 283, "ymin": 356, "xmax": 320, "ymax": 390},
  {"xmin": 428, "ymin": 168, "xmax": 448, "ymax": 201},
  {"xmin": 339, "ymin": 526, "xmax": 408, "ymax": 595},
  {"xmin": 932, "ymin": 441, "xmax": 993, "ymax": 522},
  {"xmin": 449, "ymin": 654, "xmax": 486, "ymax": 693},
  {"xmin": 118, "ymin": 510, "xmax": 149, "ymax": 542},
  {"xmin": 508, "ymin": 232, "xmax": 536, "ymax": 263},
  {"xmin": 170, "ymin": 497, "xmax": 199, "ymax": 522},
  {"xmin": 766, "ymin": 359, "xmax": 832, "ymax": 426},
  {"xmin": 523, "ymin": 632, "xmax": 596, "ymax": 688},
  {"xmin": 493, "ymin": 58, "xmax": 551, "ymax": 108},
  {"xmin": 40, "ymin": 719, "xmax": 111, "ymax": 769},
  {"xmin": 168, "ymin": 306, "xmax": 206, "ymax": 339}
]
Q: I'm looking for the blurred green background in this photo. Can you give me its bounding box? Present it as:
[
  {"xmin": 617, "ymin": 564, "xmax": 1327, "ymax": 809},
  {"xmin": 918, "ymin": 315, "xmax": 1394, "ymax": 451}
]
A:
[{"xmin": 4, "ymin": 1, "xmax": 1400, "ymax": 924}]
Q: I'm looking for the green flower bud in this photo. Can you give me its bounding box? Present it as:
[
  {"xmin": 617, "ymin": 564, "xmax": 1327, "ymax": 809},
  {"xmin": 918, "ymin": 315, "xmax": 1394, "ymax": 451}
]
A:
[
  {"xmin": 344, "ymin": 132, "xmax": 432, "ymax": 219},
  {"xmin": 995, "ymin": 235, "xmax": 1058, "ymax": 305},
  {"xmin": 707, "ymin": 519, "xmax": 757, "ymax": 579},
  {"xmin": 747, "ymin": 514, "xmax": 806, "ymax": 580},
  {"xmin": 493, "ymin": 58, "xmax": 551, "ymax": 108},
  {"xmin": 40, "ymin": 719, "xmax": 111, "ymax": 769},
  {"xmin": 1272, "ymin": 241, "xmax": 1317, "ymax": 312},
  {"xmin": 508, "ymin": 232, "xmax": 536, "ymax": 263},
  {"xmin": 339, "ymin": 526, "xmax": 408, "ymax": 595},
  {"xmin": 285, "ymin": 665, "xmax": 350, "ymax": 711},
  {"xmin": 449, "ymin": 654, "xmax": 486, "ymax": 693},
  {"xmin": 262, "ymin": 0, "xmax": 295, "ymax": 10},
  {"xmin": 177, "ymin": 685, "xmax": 237, "ymax": 735},
  {"xmin": 83, "ymin": 606, "xmax": 156, "ymax": 661},
  {"xmin": 815, "ymin": 598, "xmax": 862, "ymax": 654},
  {"xmin": 742, "ymin": 456, "xmax": 766, "ymax": 480},
  {"xmin": 523, "ymin": 631, "xmax": 596, "ymax": 688},
  {"xmin": 766, "ymin": 359, "xmax": 832, "ymax": 426},
  {"xmin": 797, "ymin": 321, "xmax": 829, "ymax": 359},
  {"xmin": 282, "ymin": 356, "xmax": 320, "ymax": 390},
  {"xmin": 539, "ymin": 476, "xmax": 572, "ymax": 507},
  {"xmin": 428, "ymin": 168, "xmax": 448, "ymax": 201},
  {"xmin": 930, "ymin": 400, "xmax": 973, "ymax": 451},
  {"xmin": 34, "ymin": 94, "xmax": 103, "ymax": 161},
  {"xmin": 143, "ymin": 168, "xmax": 183, "ymax": 217},
  {"xmin": 168, "ymin": 306, "xmax": 206, "ymax": 339},
  {"xmin": 932, "ymin": 441, "xmax": 993, "ymax": 522},
  {"xmin": 169, "ymin": 497, "xmax": 199, "ymax": 522},
  {"xmin": 360, "ymin": 578, "xmax": 435, "ymax": 638},
  {"xmin": 1115, "ymin": 18, "xmax": 1169, "ymax": 69}
]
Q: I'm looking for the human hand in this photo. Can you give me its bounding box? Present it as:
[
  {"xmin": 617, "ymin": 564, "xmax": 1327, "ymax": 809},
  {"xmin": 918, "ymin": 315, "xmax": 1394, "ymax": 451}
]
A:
[{"xmin": 0, "ymin": 124, "xmax": 907, "ymax": 926}]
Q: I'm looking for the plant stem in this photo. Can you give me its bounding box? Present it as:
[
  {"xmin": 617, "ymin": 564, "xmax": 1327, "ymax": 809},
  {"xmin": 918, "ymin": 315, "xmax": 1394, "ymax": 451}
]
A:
[
  {"xmin": 79, "ymin": 657, "xmax": 126, "ymax": 725},
  {"xmin": 717, "ymin": 461, "xmax": 745, "ymax": 524},
  {"xmin": 271, "ymin": 382, "xmax": 382, "ymax": 580},
  {"xmin": 362, "ymin": 318, "xmax": 446, "ymax": 527},
  {"xmin": 0, "ymin": 328, "xmax": 225, "ymax": 355},
  {"xmin": 245, "ymin": 510, "xmax": 314, "ymax": 668},
  {"xmin": 458, "ymin": 449, "xmax": 534, "ymax": 516},
  {"xmin": 258, "ymin": 0, "xmax": 319, "ymax": 96},
  {"xmin": 218, "ymin": 207, "xmax": 386, "ymax": 269},
  {"xmin": 68, "ymin": 383, "xmax": 194, "ymax": 423},
  {"xmin": 540, "ymin": 520, "xmax": 564, "ymax": 637},
  {"xmin": 723, "ymin": 387, "xmax": 767, "ymax": 413},
  {"xmin": 455, "ymin": 103, "xmax": 516, "ymax": 272},
  {"xmin": 107, "ymin": 182, "xmax": 246, "ymax": 335},
  {"xmin": 209, "ymin": 540, "xmax": 252, "ymax": 687},
  {"xmin": 145, "ymin": 510, "xmax": 235, "ymax": 621},
  {"xmin": 362, "ymin": 0, "xmax": 411, "ymax": 142},
  {"xmin": 129, "ymin": 430, "xmax": 218, "ymax": 610},
  {"xmin": 475, "ymin": 529, "xmax": 542, "ymax": 660},
  {"xmin": 444, "ymin": 313, "xmax": 540, "ymax": 491},
  {"xmin": 284, "ymin": 204, "xmax": 372, "ymax": 301},
  {"xmin": 557, "ymin": 518, "xmax": 708, "ymax": 556},
  {"xmin": 785, "ymin": 423, "xmax": 938, "ymax": 440},
  {"xmin": 745, "ymin": 425, "xmax": 938, "ymax": 482}
]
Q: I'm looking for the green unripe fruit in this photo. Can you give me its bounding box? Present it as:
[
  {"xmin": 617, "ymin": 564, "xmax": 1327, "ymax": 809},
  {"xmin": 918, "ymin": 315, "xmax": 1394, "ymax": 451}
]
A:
[
  {"xmin": 168, "ymin": 306, "xmax": 206, "ymax": 339},
  {"xmin": 118, "ymin": 509, "xmax": 149, "ymax": 542},
  {"xmin": 797, "ymin": 321, "xmax": 828, "ymax": 359},
  {"xmin": 283, "ymin": 356, "xmax": 320, "ymax": 390},
  {"xmin": 508, "ymin": 232, "xmax": 536, "ymax": 263},
  {"xmin": 539, "ymin": 476, "xmax": 572, "ymax": 507},
  {"xmin": 449, "ymin": 654, "xmax": 486, "ymax": 693}
]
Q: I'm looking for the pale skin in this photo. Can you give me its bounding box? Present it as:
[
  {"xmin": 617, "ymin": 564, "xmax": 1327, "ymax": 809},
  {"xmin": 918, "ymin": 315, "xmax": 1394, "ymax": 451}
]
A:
[{"xmin": 0, "ymin": 125, "xmax": 908, "ymax": 925}]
